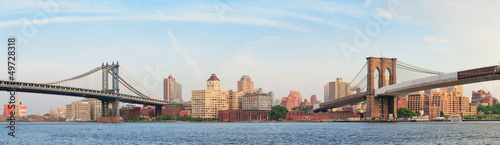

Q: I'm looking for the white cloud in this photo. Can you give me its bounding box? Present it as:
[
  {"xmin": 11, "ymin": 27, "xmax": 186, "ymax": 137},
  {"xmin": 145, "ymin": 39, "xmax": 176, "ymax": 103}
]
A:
[
  {"xmin": 364, "ymin": 0, "xmax": 373, "ymax": 7},
  {"xmin": 395, "ymin": 1, "xmax": 500, "ymax": 58},
  {"xmin": 423, "ymin": 36, "xmax": 449, "ymax": 44},
  {"xmin": 423, "ymin": 36, "xmax": 436, "ymax": 42},
  {"xmin": 167, "ymin": 30, "xmax": 203, "ymax": 78}
]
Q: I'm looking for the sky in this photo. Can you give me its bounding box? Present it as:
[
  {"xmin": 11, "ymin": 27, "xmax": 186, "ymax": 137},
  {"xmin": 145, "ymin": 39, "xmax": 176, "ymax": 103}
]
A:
[{"xmin": 1, "ymin": 0, "xmax": 500, "ymax": 114}]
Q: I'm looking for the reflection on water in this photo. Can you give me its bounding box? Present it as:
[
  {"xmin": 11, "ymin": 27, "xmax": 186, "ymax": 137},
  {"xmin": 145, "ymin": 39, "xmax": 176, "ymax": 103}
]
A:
[{"xmin": 1, "ymin": 121, "xmax": 499, "ymax": 144}]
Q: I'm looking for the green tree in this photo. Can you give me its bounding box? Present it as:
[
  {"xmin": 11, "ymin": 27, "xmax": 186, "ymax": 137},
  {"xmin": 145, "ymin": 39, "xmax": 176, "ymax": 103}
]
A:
[
  {"xmin": 43, "ymin": 113, "xmax": 51, "ymax": 116},
  {"xmin": 397, "ymin": 108, "xmax": 418, "ymax": 117},
  {"xmin": 270, "ymin": 105, "xmax": 288, "ymax": 120},
  {"xmin": 440, "ymin": 111, "xmax": 445, "ymax": 117}
]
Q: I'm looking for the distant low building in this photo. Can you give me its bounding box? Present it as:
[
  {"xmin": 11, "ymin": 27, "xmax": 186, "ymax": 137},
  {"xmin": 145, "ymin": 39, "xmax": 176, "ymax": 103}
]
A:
[{"xmin": 66, "ymin": 102, "xmax": 91, "ymax": 122}]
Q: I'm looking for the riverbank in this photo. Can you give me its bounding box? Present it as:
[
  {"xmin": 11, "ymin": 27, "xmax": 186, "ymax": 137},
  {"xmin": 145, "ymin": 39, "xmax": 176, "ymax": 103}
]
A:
[{"xmin": 463, "ymin": 119, "xmax": 500, "ymax": 121}]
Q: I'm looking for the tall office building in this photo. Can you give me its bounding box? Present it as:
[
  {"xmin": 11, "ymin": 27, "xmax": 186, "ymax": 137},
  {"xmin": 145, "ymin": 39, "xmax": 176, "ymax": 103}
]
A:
[
  {"xmin": 192, "ymin": 74, "xmax": 229, "ymax": 119},
  {"xmin": 164, "ymin": 74, "xmax": 183, "ymax": 103},
  {"xmin": 81, "ymin": 98, "xmax": 102, "ymax": 120},
  {"xmin": 324, "ymin": 83, "xmax": 329, "ymax": 102},
  {"xmin": 310, "ymin": 95, "xmax": 318, "ymax": 104},
  {"xmin": 229, "ymin": 89, "xmax": 245, "ymax": 110},
  {"xmin": 66, "ymin": 102, "xmax": 91, "ymax": 121},
  {"xmin": 237, "ymin": 75, "xmax": 254, "ymax": 93},
  {"xmin": 327, "ymin": 78, "xmax": 350, "ymax": 101},
  {"xmin": 268, "ymin": 91, "xmax": 275, "ymax": 105}
]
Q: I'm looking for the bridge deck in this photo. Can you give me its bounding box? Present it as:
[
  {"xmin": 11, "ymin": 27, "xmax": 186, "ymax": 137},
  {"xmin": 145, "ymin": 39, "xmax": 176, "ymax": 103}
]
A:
[
  {"xmin": 378, "ymin": 65, "xmax": 500, "ymax": 96},
  {"xmin": 314, "ymin": 92, "xmax": 366, "ymax": 112},
  {"xmin": 0, "ymin": 80, "xmax": 171, "ymax": 106}
]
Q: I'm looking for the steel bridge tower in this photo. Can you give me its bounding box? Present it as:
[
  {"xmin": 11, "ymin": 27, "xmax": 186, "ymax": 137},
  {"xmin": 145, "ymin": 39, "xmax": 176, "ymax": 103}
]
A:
[
  {"xmin": 100, "ymin": 62, "xmax": 121, "ymax": 120},
  {"xmin": 102, "ymin": 62, "xmax": 120, "ymax": 94}
]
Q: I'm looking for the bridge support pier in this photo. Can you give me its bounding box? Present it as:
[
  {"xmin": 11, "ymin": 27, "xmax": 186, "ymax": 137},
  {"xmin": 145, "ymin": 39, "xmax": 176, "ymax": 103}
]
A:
[
  {"xmin": 98, "ymin": 99, "xmax": 123, "ymax": 123},
  {"xmin": 101, "ymin": 100, "xmax": 109, "ymax": 117},
  {"xmin": 155, "ymin": 105, "xmax": 163, "ymax": 117},
  {"xmin": 366, "ymin": 95, "xmax": 397, "ymax": 118}
]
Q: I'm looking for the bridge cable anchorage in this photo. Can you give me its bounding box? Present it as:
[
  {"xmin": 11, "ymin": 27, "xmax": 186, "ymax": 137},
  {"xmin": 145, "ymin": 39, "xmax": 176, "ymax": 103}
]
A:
[
  {"xmin": 337, "ymin": 62, "xmax": 367, "ymax": 98},
  {"xmin": 118, "ymin": 67, "xmax": 161, "ymax": 99},
  {"xmin": 396, "ymin": 61, "xmax": 443, "ymax": 74}
]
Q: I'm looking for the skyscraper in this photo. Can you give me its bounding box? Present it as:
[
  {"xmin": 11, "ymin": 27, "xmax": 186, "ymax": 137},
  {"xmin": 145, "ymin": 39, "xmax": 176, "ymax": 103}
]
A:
[
  {"xmin": 237, "ymin": 75, "xmax": 254, "ymax": 93},
  {"xmin": 268, "ymin": 91, "xmax": 275, "ymax": 105},
  {"xmin": 310, "ymin": 95, "xmax": 318, "ymax": 104},
  {"xmin": 164, "ymin": 74, "xmax": 182, "ymax": 103},
  {"xmin": 327, "ymin": 78, "xmax": 350, "ymax": 101},
  {"xmin": 324, "ymin": 83, "xmax": 329, "ymax": 102},
  {"xmin": 192, "ymin": 74, "xmax": 229, "ymax": 119}
]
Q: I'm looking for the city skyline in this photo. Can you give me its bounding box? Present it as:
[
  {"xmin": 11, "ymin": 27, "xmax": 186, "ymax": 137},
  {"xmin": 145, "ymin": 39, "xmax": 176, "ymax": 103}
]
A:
[{"xmin": 2, "ymin": 0, "xmax": 500, "ymax": 114}]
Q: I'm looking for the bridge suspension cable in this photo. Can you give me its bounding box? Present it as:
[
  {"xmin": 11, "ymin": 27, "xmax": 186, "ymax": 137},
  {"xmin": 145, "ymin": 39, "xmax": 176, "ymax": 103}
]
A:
[
  {"xmin": 118, "ymin": 76, "xmax": 150, "ymax": 99},
  {"xmin": 118, "ymin": 67, "xmax": 161, "ymax": 99},
  {"xmin": 337, "ymin": 62, "xmax": 367, "ymax": 98},
  {"xmin": 396, "ymin": 61, "xmax": 443, "ymax": 75},
  {"xmin": 41, "ymin": 65, "xmax": 115, "ymax": 85}
]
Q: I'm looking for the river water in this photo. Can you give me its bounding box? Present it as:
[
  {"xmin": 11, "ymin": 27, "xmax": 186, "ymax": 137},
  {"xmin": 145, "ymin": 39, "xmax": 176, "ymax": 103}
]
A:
[{"xmin": 1, "ymin": 121, "xmax": 499, "ymax": 144}]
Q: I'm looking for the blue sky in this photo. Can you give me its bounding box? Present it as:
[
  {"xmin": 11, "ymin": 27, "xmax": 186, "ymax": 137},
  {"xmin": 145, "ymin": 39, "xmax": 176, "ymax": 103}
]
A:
[{"xmin": 1, "ymin": 0, "xmax": 500, "ymax": 114}]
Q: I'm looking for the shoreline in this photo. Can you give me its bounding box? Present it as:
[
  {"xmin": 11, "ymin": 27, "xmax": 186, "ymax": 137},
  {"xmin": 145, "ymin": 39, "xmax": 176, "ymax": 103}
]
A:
[{"xmin": 3, "ymin": 119, "xmax": 500, "ymax": 123}]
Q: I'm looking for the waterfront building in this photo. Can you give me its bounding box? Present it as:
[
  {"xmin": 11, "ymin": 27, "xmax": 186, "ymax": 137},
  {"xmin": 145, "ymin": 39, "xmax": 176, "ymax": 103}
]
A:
[
  {"xmin": 237, "ymin": 75, "xmax": 254, "ymax": 93},
  {"xmin": 408, "ymin": 92, "xmax": 428, "ymax": 113},
  {"xmin": 49, "ymin": 108, "xmax": 66, "ymax": 119},
  {"xmin": 65, "ymin": 102, "xmax": 91, "ymax": 121},
  {"xmin": 398, "ymin": 96, "xmax": 408, "ymax": 109},
  {"xmin": 81, "ymin": 98, "xmax": 102, "ymax": 120},
  {"xmin": 164, "ymin": 74, "xmax": 183, "ymax": 103},
  {"xmin": 407, "ymin": 86, "xmax": 476, "ymax": 116},
  {"xmin": 192, "ymin": 74, "xmax": 229, "ymax": 119},
  {"xmin": 472, "ymin": 90, "xmax": 498, "ymax": 106},
  {"xmin": 229, "ymin": 89, "xmax": 245, "ymax": 110},
  {"xmin": 242, "ymin": 92, "xmax": 272, "ymax": 111},
  {"xmin": 423, "ymin": 105, "xmax": 441, "ymax": 119},
  {"xmin": 3, "ymin": 104, "xmax": 27, "ymax": 117}
]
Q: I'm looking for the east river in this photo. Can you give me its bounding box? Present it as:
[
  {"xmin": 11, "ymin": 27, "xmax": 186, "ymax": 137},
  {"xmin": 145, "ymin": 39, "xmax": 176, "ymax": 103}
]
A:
[{"xmin": 1, "ymin": 121, "xmax": 499, "ymax": 144}]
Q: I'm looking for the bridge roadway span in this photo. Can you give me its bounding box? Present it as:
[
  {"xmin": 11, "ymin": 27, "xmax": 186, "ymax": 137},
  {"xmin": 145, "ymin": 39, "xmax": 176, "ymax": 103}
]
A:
[
  {"xmin": 0, "ymin": 80, "xmax": 170, "ymax": 106},
  {"xmin": 315, "ymin": 65, "xmax": 500, "ymax": 112}
]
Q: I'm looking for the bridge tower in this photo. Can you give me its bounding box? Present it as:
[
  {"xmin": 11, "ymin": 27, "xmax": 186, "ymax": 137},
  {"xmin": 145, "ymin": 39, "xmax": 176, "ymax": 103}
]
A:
[
  {"xmin": 366, "ymin": 57, "xmax": 398, "ymax": 118},
  {"xmin": 98, "ymin": 62, "xmax": 123, "ymax": 122},
  {"xmin": 102, "ymin": 62, "xmax": 120, "ymax": 94}
]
